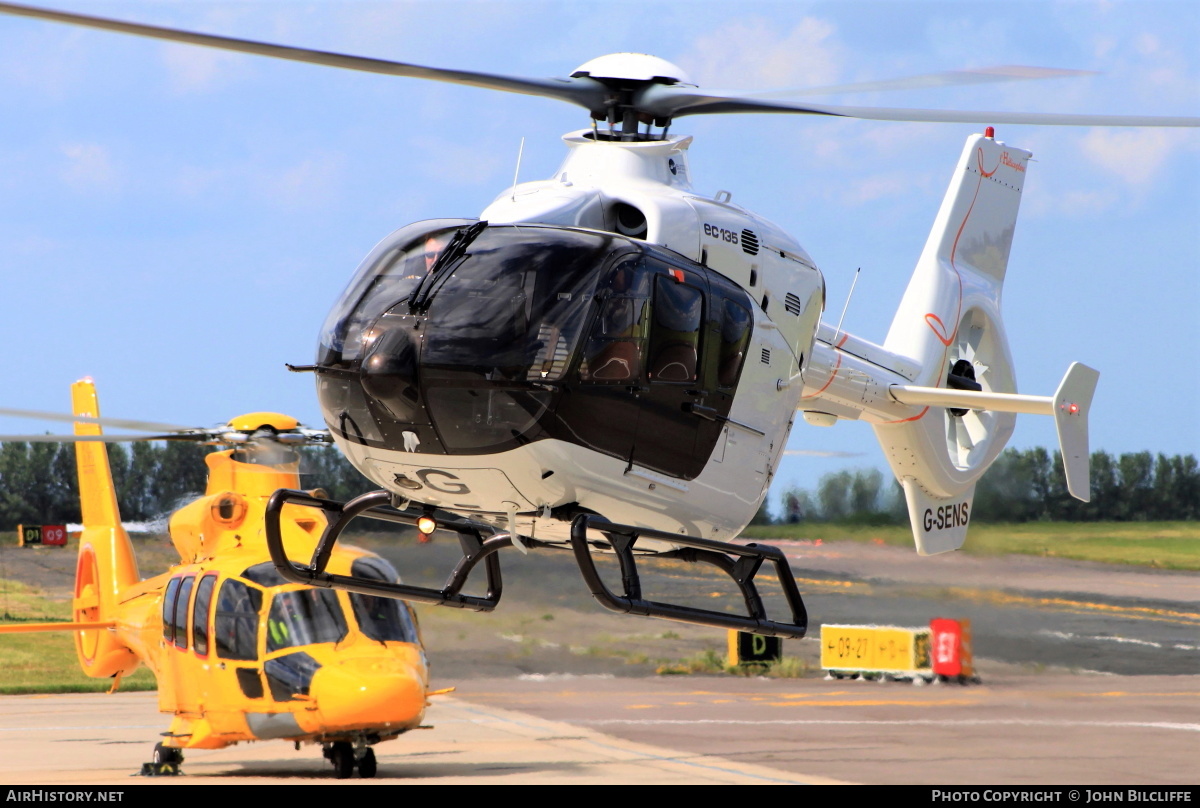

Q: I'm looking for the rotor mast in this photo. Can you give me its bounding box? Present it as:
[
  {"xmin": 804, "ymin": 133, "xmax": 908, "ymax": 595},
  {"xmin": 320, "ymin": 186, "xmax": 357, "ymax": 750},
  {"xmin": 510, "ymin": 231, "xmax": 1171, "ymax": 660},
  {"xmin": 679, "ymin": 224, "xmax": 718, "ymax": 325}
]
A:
[{"xmin": 571, "ymin": 53, "xmax": 691, "ymax": 141}]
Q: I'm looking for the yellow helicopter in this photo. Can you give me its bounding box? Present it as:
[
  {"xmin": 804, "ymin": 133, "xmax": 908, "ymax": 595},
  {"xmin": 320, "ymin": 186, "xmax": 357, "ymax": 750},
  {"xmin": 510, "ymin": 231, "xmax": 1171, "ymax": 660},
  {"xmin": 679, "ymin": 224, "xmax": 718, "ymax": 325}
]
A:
[{"xmin": 0, "ymin": 378, "xmax": 434, "ymax": 779}]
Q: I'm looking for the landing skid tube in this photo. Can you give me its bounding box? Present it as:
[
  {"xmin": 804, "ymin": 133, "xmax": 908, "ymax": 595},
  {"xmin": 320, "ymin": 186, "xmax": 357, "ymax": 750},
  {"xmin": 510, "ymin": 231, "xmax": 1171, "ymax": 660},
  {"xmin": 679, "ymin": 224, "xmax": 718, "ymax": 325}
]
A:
[
  {"xmin": 264, "ymin": 489, "xmax": 808, "ymax": 638},
  {"xmin": 570, "ymin": 515, "xmax": 808, "ymax": 639},
  {"xmin": 265, "ymin": 489, "xmax": 510, "ymax": 611}
]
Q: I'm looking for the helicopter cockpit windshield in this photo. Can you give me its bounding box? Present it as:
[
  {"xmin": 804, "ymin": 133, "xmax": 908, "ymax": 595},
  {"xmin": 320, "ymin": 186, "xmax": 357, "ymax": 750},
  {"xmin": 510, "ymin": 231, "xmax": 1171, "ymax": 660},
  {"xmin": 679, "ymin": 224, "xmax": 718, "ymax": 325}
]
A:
[
  {"xmin": 240, "ymin": 560, "xmax": 419, "ymax": 651},
  {"xmin": 316, "ymin": 221, "xmax": 755, "ymax": 481},
  {"xmin": 266, "ymin": 589, "xmax": 346, "ymax": 652}
]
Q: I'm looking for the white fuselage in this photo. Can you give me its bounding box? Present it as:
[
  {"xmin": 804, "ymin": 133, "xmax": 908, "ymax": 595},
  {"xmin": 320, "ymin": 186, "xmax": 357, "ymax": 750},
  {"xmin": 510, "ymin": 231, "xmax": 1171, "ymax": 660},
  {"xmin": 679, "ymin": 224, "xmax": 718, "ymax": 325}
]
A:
[{"xmin": 331, "ymin": 130, "xmax": 827, "ymax": 541}]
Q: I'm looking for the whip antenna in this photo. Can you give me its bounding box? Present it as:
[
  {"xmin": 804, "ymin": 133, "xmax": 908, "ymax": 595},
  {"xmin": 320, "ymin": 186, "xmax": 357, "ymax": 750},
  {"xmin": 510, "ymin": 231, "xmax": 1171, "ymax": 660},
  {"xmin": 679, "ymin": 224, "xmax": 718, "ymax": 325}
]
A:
[
  {"xmin": 510, "ymin": 137, "xmax": 525, "ymax": 203},
  {"xmin": 833, "ymin": 267, "xmax": 861, "ymax": 343}
]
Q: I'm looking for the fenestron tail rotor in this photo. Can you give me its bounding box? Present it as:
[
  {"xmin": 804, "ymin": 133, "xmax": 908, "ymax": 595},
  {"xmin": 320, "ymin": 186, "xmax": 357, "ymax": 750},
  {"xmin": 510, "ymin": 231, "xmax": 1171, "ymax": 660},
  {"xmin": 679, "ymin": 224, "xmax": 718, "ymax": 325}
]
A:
[{"xmin": 0, "ymin": 2, "xmax": 1195, "ymax": 136}]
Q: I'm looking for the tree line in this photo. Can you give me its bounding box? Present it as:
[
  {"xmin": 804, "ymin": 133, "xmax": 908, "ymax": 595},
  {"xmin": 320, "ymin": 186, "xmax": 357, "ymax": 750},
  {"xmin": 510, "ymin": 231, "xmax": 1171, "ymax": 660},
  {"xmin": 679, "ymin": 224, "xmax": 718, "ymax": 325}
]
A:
[
  {"xmin": 0, "ymin": 442, "xmax": 375, "ymax": 530},
  {"xmin": 2, "ymin": 441, "xmax": 1196, "ymax": 530},
  {"xmin": 765, "ymin": 448, "xmax": 1199, "ymax": 525}
]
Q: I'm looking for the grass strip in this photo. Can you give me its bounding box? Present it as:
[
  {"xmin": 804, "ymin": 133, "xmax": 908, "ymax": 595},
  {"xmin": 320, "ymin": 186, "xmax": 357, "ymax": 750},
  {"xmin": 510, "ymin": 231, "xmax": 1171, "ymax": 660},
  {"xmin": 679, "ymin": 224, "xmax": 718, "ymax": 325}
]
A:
[{"xmin": 740, "ymin": 521, "xmax": 1200, "ymax": 570}]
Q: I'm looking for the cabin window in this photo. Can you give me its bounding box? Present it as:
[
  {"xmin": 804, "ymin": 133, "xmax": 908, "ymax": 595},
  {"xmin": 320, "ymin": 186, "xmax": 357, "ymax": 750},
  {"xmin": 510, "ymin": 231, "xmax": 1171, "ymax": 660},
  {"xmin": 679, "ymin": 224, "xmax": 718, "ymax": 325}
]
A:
[
  {"xmin": 348, "ymin": 557, "xmax": 419, "ymax": 644},
  {"xmin": 266, "ymin": 589, "xmax": 347, "ymax": 653},
  {"xmin": 718, "ymin": 299, "xmax": 753, "ymax": 388},
  {"xmin": 319, "ymin": 218, "xmax": 475, "ymax": 365},
  {"xmin": 579, "ymin": 258, "xmax": 650, "ymax": 382},
  {"xmin": 647, "ymin": 274, "xmax": 703, "ymax": 383},
  {"xmin": 264, "ymin": 651, "xmax": 322, "ymax": 702},
  {"xmin": 242, "ymin": 561, "xmax": 290, "ymax": 587},
  {"xmin": 161, "ymin": 577, "xmax": 181, "ymax": 644},
  {"xmin": 421, "ymin": 231, "xmax": 609, "ymax": 382},
  {"xmin": 173, "ymin": 576, "xmax": 195, "ymax": 650},
  {"xmin": 192, "ymin": 574, "xmax": 217, "ymax": 656},
  {"xmin": 214, "ymin": 579, "xmax": 262, "ymax": 661}
]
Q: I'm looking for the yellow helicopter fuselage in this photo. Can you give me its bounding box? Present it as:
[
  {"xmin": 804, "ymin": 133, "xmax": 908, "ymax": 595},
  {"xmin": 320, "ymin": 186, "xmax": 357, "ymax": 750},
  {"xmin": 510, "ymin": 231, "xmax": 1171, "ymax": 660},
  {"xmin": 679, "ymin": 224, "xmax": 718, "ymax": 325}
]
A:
[{"xmin": 37, "ymin": 382, "xmax": 431, "ymax": 754}]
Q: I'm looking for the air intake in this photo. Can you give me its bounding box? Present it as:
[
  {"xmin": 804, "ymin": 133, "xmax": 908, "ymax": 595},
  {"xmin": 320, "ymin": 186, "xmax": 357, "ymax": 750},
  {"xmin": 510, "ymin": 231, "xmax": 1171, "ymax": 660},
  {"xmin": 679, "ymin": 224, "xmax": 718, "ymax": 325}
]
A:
[
  {"xmin": 784, "ymin": 292, "xmax": 803, "ymax": 315},
  {"xmin": 741, "ymin": 229, "xmax": 760, "ymax": 255},
  {"xmin": 761, "ymin": 348, "xmax": 771, "ymax": 365}
]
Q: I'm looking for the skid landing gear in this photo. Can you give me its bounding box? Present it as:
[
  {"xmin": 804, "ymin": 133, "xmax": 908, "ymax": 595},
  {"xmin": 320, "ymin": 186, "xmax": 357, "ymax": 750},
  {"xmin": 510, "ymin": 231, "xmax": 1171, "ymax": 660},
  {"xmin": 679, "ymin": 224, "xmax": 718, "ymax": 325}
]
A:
[
  {"xmin": 265, "ymin": 489, "xmax": 807, "ymax": 639},
  {"xmin": 569, "ymin": 515, "xmax": 807, "ymax": 638}
]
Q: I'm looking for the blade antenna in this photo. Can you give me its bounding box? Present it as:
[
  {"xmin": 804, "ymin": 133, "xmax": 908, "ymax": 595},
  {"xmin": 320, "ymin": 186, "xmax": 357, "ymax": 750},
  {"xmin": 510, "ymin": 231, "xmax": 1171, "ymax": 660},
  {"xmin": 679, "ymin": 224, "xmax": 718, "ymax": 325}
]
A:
[{"xmin": 833, "ymin": 267, "xmax": 862, "ymax": 343}]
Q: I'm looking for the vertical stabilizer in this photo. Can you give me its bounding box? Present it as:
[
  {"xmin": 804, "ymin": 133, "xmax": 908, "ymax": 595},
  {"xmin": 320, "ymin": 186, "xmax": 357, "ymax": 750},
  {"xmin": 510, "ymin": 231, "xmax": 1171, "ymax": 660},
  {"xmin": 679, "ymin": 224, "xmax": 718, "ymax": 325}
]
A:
[
  {"xmin": 70, "ymin": 378, "xmax": 140, "ymax": 677},
  {"xmin": 873, "ymin": 132, "xmax": 1030, "ymax": 554}
]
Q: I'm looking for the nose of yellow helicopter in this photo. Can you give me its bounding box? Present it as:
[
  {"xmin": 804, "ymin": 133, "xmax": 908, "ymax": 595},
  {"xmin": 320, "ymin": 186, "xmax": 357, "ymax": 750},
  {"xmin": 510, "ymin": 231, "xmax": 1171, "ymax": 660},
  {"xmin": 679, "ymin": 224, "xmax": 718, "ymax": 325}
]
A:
[{"xmin": 311, "ymin": 658, "xmax": 428, "ymax": 731}]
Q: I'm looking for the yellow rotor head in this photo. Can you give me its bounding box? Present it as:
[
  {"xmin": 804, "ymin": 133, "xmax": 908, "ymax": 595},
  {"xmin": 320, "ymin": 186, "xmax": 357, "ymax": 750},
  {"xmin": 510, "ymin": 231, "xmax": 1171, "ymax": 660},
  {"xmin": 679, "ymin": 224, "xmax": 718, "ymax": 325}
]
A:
[{"xmin": 227, "ymin": 412, "xmax": 299, "ymax": 432}]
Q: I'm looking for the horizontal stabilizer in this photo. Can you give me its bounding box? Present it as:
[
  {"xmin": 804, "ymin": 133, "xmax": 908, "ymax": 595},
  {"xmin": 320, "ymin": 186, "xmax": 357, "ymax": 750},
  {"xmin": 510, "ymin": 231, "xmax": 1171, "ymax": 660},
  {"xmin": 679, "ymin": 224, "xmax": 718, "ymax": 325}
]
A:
[{"xmin": 889, "ymin": 361, "xmax": 1098, "ymax": 502}]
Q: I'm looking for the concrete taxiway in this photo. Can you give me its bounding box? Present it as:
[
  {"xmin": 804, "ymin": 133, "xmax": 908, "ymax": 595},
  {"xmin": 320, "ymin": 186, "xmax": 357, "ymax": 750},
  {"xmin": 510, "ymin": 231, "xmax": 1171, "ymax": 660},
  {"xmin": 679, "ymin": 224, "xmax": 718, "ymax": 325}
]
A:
[
  {"xmin": 2, "ymin": 672, "xmax": 1196, "ymax": 785},
  {"xmin": 0, "ymin": 691, "xmax": 834, "ymax": 785}
]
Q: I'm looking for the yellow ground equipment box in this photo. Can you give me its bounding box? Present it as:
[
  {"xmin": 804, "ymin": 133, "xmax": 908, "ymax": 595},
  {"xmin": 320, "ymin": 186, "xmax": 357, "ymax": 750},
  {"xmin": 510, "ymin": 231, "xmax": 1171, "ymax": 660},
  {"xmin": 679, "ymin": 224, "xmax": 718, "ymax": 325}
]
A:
[{"xmin": 820, "ymin": 624, "xmax": 931, "ymax": 676}]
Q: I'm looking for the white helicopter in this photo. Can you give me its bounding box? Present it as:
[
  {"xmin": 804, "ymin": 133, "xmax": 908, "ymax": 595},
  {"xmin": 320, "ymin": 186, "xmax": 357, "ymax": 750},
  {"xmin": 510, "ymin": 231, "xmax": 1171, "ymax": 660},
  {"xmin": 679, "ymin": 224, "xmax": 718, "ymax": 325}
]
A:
[{"xmin": 3, "ymin": 3, "xmax": 1196, "ymax": 639}]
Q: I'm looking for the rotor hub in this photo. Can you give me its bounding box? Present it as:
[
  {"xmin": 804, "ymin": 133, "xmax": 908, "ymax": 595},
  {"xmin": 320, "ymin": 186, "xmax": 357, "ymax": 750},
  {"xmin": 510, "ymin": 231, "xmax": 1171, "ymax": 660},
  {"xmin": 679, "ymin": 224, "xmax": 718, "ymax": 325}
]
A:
[{"xmin": 571, "ymin": 53, "xmax": 691, "ymax": 86}]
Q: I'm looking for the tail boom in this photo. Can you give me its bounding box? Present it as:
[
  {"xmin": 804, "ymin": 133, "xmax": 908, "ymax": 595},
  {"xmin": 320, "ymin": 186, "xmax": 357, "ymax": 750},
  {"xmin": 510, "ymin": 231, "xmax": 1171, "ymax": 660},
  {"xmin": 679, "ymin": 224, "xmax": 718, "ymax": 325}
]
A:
[
  {"xmin": 800, "ymin": 131, "xmax": 1098, "ymax": 553},
  {"xmin": 70, "ymin": 379, "xmax": 141, "ymax": 678}
]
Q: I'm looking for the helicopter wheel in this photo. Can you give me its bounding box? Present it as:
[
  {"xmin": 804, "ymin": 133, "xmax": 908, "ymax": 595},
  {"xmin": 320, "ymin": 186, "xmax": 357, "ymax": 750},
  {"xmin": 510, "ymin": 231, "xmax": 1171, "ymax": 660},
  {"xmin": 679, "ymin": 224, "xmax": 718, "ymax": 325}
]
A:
[
  {"xmin": 152, "ymin": 742, "xmax": 183, "ymax": 766},
  {"xmin": 358, "ymin": 747, "xmax": 377, "ymax": 779},
  {"xmin": 328, "ymin": 741, "xmax": 355, "ymax": 779}
]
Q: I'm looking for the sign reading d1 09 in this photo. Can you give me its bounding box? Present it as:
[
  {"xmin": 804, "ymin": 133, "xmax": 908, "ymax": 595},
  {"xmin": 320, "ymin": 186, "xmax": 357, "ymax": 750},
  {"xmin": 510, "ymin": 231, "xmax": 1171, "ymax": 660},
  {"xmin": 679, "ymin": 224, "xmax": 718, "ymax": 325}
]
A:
[{"xmin": 18, "ymin": 524, "xmax": 67, "ymax": 547}]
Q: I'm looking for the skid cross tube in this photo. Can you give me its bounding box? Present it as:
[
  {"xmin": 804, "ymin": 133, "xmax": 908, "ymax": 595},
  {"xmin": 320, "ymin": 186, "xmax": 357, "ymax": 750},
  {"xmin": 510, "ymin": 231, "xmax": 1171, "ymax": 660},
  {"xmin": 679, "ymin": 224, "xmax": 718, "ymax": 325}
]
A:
[
  {"xmin": 264, "ymin": 488, "xmax": 509, "ymax": 611},
  {"xmin": 569, "ymin": 515, "xmax": 808, "ymax": 638}
]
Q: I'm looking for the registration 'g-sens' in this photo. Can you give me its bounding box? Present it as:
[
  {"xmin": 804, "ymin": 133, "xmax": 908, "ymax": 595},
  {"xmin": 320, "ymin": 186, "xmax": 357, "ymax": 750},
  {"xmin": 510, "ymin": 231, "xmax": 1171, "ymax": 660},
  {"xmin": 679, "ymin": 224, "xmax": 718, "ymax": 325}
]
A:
[{"xmin": 924, "ymin": 502, "xmax": 969, "ymax": 532}]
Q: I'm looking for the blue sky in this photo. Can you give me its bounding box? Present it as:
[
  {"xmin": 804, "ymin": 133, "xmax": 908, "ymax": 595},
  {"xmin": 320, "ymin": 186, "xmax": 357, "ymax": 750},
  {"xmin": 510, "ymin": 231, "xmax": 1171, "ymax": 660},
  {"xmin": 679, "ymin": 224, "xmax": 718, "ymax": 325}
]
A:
[{"xmin": 0, "ymin": 1, "xmax": 1196, "ymax": 515}]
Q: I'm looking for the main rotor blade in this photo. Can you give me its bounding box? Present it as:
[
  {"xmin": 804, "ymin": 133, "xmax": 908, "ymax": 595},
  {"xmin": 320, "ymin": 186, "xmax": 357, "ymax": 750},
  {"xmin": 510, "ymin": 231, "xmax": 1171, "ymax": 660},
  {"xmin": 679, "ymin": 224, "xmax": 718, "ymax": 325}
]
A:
[
  {"xmin": 0, "ymin": 406, "xmax": 193, "ymax": 433},
  {"xmin": 0, "ymin": 2, "xmax": 607, "ymax": 111},
  {"xmin": 640, "ymin": 85, "xmax": 1200, "ymax": 126},
  {"xmin": 0, "ymin": 433, "xmax": 203, "ymax": 443},
  {"xmin": 782, "ymin": 449, "xmax": 866, "ymax": 458},
  {"xmin": 748, "ymin": 65, "xmax": 1097, "ymax": 99}
]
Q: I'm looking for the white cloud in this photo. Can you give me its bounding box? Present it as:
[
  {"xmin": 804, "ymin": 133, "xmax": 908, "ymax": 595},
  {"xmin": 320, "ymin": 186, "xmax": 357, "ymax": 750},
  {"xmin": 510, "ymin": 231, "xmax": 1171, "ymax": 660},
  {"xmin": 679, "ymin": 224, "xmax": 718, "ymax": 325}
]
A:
[
  {"xmin": 59, "ymin": 143, "xmax": 119, "ymax": 191},
  {"xmin": 840, "ymin": 172, "xmax": 910, "ymax": 205},
  {"xmin": 1134, "ymin": 33, "xmax": 1161, "ymax": 58},
  {"xmin": 1080, "ymin": 128, "xmax": 1187, "ymax": 185},
  {"xmin": 677, "ymin": 17, "xmax": 843, "ymax": 90},
  {"xmin": 258, "ymin": 152, "xmax": 348, "ymax": 210},
  {"xmin": 410, "ymin": 135, "xmax": 506, "ymax": 187},
  {"xmin": 175, "ymin": 163, "xmax": 228, "ymax": 198},
  {"xmin": 1059, "ymin": 188, "xmax": 1121, "ymax": 215},
  {"xmin": 160, "ymin": 42, "xmax": 248, "ymax": 94}
]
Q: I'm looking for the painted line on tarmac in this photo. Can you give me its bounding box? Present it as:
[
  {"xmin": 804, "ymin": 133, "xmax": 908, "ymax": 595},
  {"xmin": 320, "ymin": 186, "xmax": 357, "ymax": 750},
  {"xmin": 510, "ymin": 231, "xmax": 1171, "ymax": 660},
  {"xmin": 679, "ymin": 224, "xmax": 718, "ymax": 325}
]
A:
[
  {"xmin": 573, "ymin": 718, "xmax": 1200, "ymax": 733},
  {"xmin": 1039, "ymin": 629, "xmax": 1200, "ymax": 651},
  {"xmin": 946, "ymin": 588, "xmax": 1200, "ymax": 625},
  {"xmin": 445, "ymin": 702, "xmax": 828, "ymax": 784}
]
